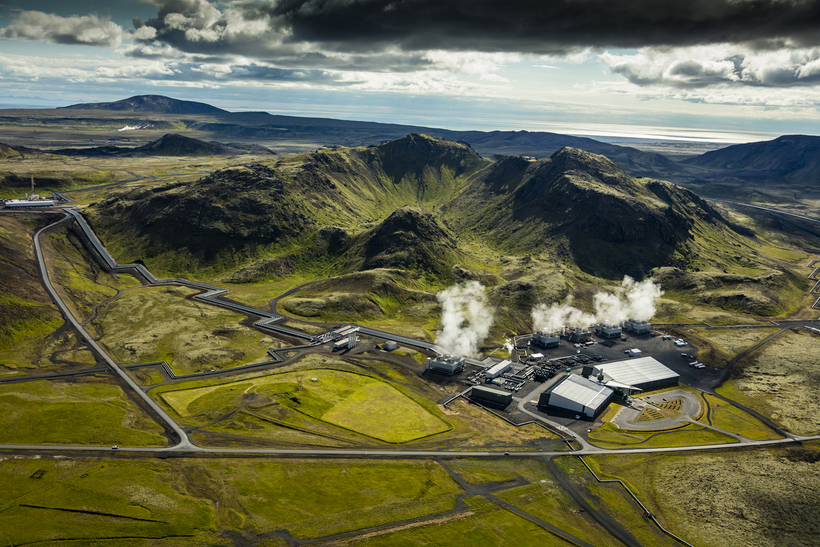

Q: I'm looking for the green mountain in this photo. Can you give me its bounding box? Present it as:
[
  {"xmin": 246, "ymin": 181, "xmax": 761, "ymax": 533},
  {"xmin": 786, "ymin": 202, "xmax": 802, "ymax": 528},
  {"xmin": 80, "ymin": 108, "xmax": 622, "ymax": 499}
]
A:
[
  {"xmin": 444, "ymin": 147, "xmax": 738, "ymax": 278},
  {"xmin": 47, "ymin": 94, "xmax": 678, "ymax": 178},
  {"xmin": 83, "ymin": 134, "xmax": 485, "ymax": 273},
  {"xmin": 8, "ymin": 134, "xmax": 271, "ymax": 158},
  {"xmin": 85, "ymin": 135, "xmax": 749, "ymax": 282},
  {"xmin": 132, "ymin": 134, "xmax": 247, "ymax": 156}
]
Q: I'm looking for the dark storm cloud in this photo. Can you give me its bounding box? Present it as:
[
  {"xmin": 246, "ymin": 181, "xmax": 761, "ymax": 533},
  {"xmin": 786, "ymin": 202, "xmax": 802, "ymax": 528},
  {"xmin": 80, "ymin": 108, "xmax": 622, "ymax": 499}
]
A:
[
  {"xmin": 237, "ymin": 0, "xmax": 820, "ymax": 52},
  {"xmin": 130, "ymin": 0, "xmax": 820, "ymax": 60}
]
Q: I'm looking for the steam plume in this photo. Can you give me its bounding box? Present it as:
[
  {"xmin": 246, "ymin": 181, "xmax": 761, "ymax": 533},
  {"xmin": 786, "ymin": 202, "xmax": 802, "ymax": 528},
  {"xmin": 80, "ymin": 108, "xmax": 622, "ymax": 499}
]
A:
[
  {"xmin": 436, "ymin": 281, "xmax": 493, "ymax": 356},
  {"xmin": 531, "ymin": 277, "xmax": 663, "ymax": 331},
  {"xmin": 594, "ymin": 276, "xmax": 663, "ymax": 324},
  {"xmin": 532, "ymin": 296, "xmax": 595, "ymax": 333}
]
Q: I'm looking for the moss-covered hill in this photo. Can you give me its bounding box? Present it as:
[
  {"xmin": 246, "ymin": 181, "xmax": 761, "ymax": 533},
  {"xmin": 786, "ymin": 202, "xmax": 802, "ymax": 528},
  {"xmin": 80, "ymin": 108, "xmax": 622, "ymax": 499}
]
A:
[
  {"xmin": 445, "ymin": 147, "xmax": 744, "ymax": 278},
  {"xmin": 83, "ymin": 134, "xmax": 485, "ymax": 276},
  {"xmin": 84, "ymin": 135, "xmax": 756, "ymax": 285}
]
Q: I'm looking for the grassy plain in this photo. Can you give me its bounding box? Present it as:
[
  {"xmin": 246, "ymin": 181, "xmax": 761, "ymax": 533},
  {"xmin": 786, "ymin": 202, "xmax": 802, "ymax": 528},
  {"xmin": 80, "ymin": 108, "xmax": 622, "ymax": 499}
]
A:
[
  {"xmin": 92, "ymin": 285, "xmax": 277, "ymax": 375},
  {"xmin": 450, "ymin": 457, "xmax": 627, "ymax": 547},
  {"xmin": 161, "ymin": 367, "xmax": 449, "ymax": 443},
  {"xmin": 717, "ymin": 330, "xmax": 820, "ymax": 435},
  {"xmin": 680, "ymin": 327, "xmax": 782, "ymax": 367},
  {"xmin": 0, "ymin": 456, "xmax": 465, "ymax": 545},
  {"xmin": 587, "ymin": 422, "xmax": 737, "ymax": 449},
  {"xmin": 0, "ymin": 375, "xmax": 166, "ymax": 445},
  {"xmin": 555, "ymin": 456, "xmax": 680, "ymax": 547},
  {"xmin": 445, "ymin": 457, "xmax": 550, "ymax": 484},
  {"xmin": 701, "ymin": 393, "xmax": 782, "ymax": 440},
  {"xmin": 0, "ymin": 214, "xmax": 75, "ymax": 375},
  {"xmin": 585, "ymin": 444, "xmax": 820, "ymax": 547},
  {"xmin": 347, "ymin": 495, "xmax": 576, "ymax": 547},
  {"xmin": 150, "ymin": 354, "xmax": 555, "ymax": 449},
  {"xmin": 44, "ymin": 225, "xmax": 141, "ymax": 321}
]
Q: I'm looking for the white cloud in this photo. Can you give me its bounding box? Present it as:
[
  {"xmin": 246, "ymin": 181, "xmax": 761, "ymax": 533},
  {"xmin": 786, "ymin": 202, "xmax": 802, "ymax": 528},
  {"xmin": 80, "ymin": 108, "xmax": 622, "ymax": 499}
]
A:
[
  {"xmin": 601, "ymin": 44, "xmax": 820, "ymax": 88},
  {"xmin": 0, "ymin": 11, "xmax": 122, "ymax": 47}
]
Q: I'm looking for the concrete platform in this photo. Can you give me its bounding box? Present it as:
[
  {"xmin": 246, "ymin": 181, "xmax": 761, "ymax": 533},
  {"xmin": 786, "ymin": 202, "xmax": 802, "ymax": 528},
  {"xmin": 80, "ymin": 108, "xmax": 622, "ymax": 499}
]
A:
[{"xmin": 610, "ymin": 389, "xmax": 701, "ymax": 431}]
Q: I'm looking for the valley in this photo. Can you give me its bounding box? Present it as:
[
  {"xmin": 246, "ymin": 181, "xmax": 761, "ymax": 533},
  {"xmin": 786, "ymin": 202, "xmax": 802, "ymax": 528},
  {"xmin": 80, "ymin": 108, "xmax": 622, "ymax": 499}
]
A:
[{"xmin": 1, "ymin": 98, "xmax": 820, "ymax": 547}]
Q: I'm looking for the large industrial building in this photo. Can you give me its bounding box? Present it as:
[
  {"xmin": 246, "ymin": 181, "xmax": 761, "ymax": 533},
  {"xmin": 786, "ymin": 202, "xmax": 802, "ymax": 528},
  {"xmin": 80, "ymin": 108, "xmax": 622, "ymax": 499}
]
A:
[
  {"xmin": 592, "ymin": 356, "xmax": 678, "ymax": 394},
  {"xmin": 426, "ymin": 355, "xmax": 465, "ymax": 375},
  {"xmin": 538, "ymin": 374, "xmax": 614, "ymax": 418},
  {"xmin": 531, "ymin": 331, "xmax": 560, "ymax": 348},
  {"xmin": 470, "ymin": 385, "xmax": 513, "ymax": 408}
]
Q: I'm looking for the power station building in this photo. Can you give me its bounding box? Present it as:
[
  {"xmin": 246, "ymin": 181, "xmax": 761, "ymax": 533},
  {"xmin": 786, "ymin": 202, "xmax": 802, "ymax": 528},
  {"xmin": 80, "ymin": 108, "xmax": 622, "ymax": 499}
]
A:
[
  {"xmin": 562, "ymin": 326, "xmax": 592, "ymax": 343},
  {"xmin": 592, "ymin": 357, "xmax": 678, "ymax": 394},
  {"xmin": 538, "ymin": 374, "xmax": 614, "ymax": 418},
  {"xmin": 595, "ymin": 323, "xmax": 622, "ymax": 338},
  {"xmin": 426, "ymin": 355, "xmax": 465, "ymax": 375},
  {"xmin": 623, "ymin": 319, "xmax": 651, "ymax": 334},
  {"xmin": 470, "ymin": 385, "xmax": 513, "ymax": 408},
  {"xmin": 531, "ymin": 331, "xmax": 560, "ymax": 348}
]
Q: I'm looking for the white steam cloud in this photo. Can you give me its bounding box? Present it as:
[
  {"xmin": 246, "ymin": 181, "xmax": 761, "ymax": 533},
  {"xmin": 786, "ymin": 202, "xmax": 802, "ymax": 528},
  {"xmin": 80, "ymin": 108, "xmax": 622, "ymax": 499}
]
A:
[
  {"xmin": 532, "ymin": 296, "xmax": 595, "ymax": 334},
  {"xmin": 532, "ymin": 276, "xmax": 663, "ymax": 332},
  {"xmin": 436, "ymin": 281, "xmax": 494, "ymax": 357}
]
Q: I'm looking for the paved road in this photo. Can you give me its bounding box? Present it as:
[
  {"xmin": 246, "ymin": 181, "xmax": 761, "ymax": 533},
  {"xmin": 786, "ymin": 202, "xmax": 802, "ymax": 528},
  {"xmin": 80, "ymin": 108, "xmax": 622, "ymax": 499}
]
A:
[
  {"xmin": 2, "ymin": 432, "xmax": 819, "ymax": 457},
  {"xmin": 31, "ymin": 213, "xmax": 197, "ymax": 451},
  {"xmin": 703, "ymin": 197, "xmax": 820, "ymax": 225}
]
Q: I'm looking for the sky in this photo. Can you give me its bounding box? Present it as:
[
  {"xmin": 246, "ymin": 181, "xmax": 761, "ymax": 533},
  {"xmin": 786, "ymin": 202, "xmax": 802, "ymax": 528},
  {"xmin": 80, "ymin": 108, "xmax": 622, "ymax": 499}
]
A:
[{"xmin": 2, "ymin": 0, "xmax": 820, "ymax": 142}]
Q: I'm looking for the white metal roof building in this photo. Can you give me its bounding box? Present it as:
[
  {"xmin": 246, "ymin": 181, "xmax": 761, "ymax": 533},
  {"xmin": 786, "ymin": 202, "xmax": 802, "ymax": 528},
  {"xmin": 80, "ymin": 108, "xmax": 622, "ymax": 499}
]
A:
[
  {"xmin": 593, "ymin": 356, "xmax": 679, "ymax": 392},
  {"xmin": 485, "ymin": 360, "xmax": 512, "ymax": 379},
  {"xmin": 538, "ymin": 374, "xmax": 614, "ymax": 418}
]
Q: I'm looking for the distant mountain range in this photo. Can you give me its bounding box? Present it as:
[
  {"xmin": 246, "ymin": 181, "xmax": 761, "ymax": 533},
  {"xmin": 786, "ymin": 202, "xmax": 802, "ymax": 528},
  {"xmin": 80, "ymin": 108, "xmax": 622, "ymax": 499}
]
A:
[
  {"xmin": 684, "ymin": 135, "xmax": 820, "ymax": 185},
  {"xmin": 55, "ymin": 95, "xmax": 681, "ymax": 179},
  {"xmin": 7, "ymin": 95, "xmax": 820, "ymax": 190}
]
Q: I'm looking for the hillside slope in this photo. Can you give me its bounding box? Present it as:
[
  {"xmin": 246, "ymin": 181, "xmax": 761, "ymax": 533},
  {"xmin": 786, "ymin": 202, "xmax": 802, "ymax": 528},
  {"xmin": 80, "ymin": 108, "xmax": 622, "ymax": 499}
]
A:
[
  {"xmin": 684, "ymin": 135, "xmax": 820, "ymax": 184},
  {"xmin": 446, "ymin": 147, "xmax": 742, "ymax": 278},
  {"xmin": 83, "ymin": 134, "xmax": 486, "ymax": 273}
]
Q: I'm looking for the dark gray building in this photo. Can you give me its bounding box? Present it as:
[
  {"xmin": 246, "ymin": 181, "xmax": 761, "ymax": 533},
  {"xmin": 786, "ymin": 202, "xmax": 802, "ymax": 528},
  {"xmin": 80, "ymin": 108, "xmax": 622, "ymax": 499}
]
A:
[{"xmin": 470, "ymin": 385, "xmax": 513, "ymax": 408}]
